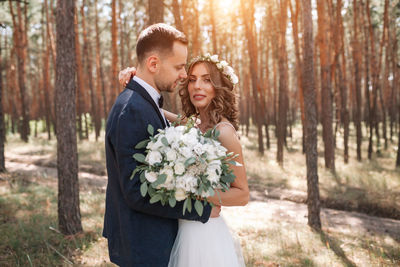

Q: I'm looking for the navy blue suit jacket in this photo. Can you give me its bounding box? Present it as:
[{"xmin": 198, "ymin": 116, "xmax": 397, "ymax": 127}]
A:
[{"xmin": 103, "ymin": 79, "xmax": 211, "ymax": 266}]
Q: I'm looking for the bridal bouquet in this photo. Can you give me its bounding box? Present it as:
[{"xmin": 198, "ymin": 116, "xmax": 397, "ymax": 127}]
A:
[{"xmin": 131, "ymin": 118, "xmax": 240, "ymax": 216}]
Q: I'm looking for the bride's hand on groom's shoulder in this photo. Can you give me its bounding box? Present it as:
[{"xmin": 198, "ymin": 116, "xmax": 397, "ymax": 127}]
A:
[{"xmin": 119, "ymin": 67, "xmax": 136, "ymax": 86}]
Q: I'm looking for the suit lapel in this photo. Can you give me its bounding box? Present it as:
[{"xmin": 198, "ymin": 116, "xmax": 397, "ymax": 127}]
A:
[{"xmin": 125, "ymin": 79, "xmax": 167, "ymax": 128}]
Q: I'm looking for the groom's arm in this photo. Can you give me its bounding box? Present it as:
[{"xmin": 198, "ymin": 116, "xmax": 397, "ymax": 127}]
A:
[{"xmin": 114, "ymin": 101, "xmax": 211, "ymax": 222}]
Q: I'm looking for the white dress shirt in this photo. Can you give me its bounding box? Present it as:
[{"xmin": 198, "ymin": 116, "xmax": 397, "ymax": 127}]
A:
[{"xmin": 132, "ymin": 76, "xmax": 168, "ymax": 125}]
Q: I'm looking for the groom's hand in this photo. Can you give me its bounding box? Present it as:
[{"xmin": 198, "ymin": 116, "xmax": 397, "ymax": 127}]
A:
[
  {"xmin": 119, "ymin": 67, "xmax": 136, "ymax": 86},
  {"xmin": 210, "ymin": 205, "xmax": 221, "ymax": 218}
]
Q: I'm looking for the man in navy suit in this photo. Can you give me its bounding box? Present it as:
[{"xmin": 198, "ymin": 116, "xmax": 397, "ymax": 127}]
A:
[{"xmin": 103, "ymin": 24, "xmax": 219, "ymax": 266}]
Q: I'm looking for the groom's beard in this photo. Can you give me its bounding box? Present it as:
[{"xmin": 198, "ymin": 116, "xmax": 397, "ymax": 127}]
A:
[{"xmin": 156, "ymin": 79, "xmax": 179, "ymax": 93}]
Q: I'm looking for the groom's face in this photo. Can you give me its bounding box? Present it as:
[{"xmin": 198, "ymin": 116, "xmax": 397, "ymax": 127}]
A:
[{"xmin": 155, "ymin": 41, "xmax": 188, "ymax": 93}]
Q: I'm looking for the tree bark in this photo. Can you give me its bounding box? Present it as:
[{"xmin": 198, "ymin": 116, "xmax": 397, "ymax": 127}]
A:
[
  {"xmin": 302, "ymin": 0, "xmax": 321, "ymax": 230},
  {"xmin": 111, "ymin": 0, "xmax": 119, "ymax": 107},
  {"xmin": 55, "ymin": 0, "xmax": 83, "ymax": 235},
  {"xmin": 9, "ymin": 0, "xmax": 30, "ymax": 142},
  {"xmin": 74, "ymin": 6, "xmax": 85, "ymax": 140},
  {"xmin": 241, "ymin": 0, "xmax": 264, "ymax": 154},
  {"xmin": 317, "ymin": 0, "xmax": 335, "ymax": 172},
  {"xmin": 277, "ymin": 0, "xmax": 289, "ymax": 165},
  {"xmin": 148, "ymin": 0, "xmax": 164, "ymax": 25},
  {"xmin": 94, "ymin": 0, "xmax": 107, "ymax": 121},
  {"xmin": 0, "ymin": 34, "xmax": 5, "ymax": 172}
]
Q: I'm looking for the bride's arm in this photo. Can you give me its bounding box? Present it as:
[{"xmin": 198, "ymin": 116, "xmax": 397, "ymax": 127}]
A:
[
  {"xmin": 207, "ymin": 124, "xmax": 249, "ymax": 206},
  {"xmin": 162, "ymin": 109, "xmax": 187, "ymax": 124}
]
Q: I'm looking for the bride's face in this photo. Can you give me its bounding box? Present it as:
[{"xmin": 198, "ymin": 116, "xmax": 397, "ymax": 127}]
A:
[{"xmin": 187, "ymin": 63, "xmax": 216, "ymax": 111}]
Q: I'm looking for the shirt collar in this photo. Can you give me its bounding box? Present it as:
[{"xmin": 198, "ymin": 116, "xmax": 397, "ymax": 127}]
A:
[{"xmin": 133, "ymin": 76, "xmax": 162, "ymax": 108}]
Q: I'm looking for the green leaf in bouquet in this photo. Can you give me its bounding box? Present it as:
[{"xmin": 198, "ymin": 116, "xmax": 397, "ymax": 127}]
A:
[
  {"xmin": 133, "ymin": 153, "xmax": 146, "ymax": 164},
  {"xmin": 184, "ymin": 157, "xmax": 196, "ymax": 167},
  {"xmin": 150, "ymin": 194, "xmax": 162, "ymax": 204},
  {"xmin": 140, "ymin": 170, "xmax": 146, "ymax": 183},
  {"xmin": 203, "ymin": 129, "xmax": 213, "ymax": 138},
  {"xmin": 169, "ymin": 197, "xmax": 176, "ymax": 208},
  {"xmin": 208, "ymin": 187, "xmax": 215, "ymax": 196},
  {"xmin": 147, "ymin": 124, "xmax": 154, "ymax": 136},
  {"xmin": 183, "ymin": 198, "xmax": 188, "ymax": 215},
  {"xmin": 161, "ymin": 137, "xmax": 169, "ymax": 146},
  {"xmin": 153, "ymin": 174, "xmax": 167, "ymax": 187},
  {"xmin": 148, "ymin": 185, "xmax": 156, "ymax": 196},
  {"xmin": 187, "ymin": 197, "xmax": 192, "ymax": 213},
  {"xmin": 135, "ymin": 139, "xmax": 150, "ymax": 149},
  {"xmin": 140, "ymin": 182, "xmax": 148, "ymax": 197},
  {"xmin": 212, "ymin": 129, "xmax": 220, "ymax": 139},
  {"xmin": 227, "ymin": 160, "xmax": 242, "ymax": 166},
  {"xmin": 194, "ymin": 199, "xmax": 204, "ymax": 216},
  {"xmin": 226, "ymin": 151, "xmax": 234, "ymax": 157},
  {"xmin": 130, "ymin": 168, "xmax": 140, "ymax": 180}
]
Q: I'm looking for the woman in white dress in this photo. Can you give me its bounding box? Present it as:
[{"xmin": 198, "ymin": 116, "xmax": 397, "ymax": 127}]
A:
[{"xmin": 119, "ymin": 55, "xmax": 249, "ymax": 267}]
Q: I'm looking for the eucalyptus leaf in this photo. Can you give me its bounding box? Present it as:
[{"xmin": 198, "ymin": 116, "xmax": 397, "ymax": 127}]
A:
[
  {"xmin": 149, "ymin": 194, "xmax": 162, "ymax": 204},
  {"xmin": 183, "ymin": 198, "xmax": 188, "ymax": 215},
  {"xmin": 147, "ymin": 124, "xmax": 154, "ymax": 136},
  {"xmin": 161, "ymin": 137, "xmax": 169, "ymax": 146},
  {"xmin": 135, "ymin": 139, "xmax": 150, "ymax": 149},
  {"xmin": 152, "ymin": 174, "xmax": 167, "ymax": 187},
  {"xmin": 140, "ymin": 171, "xmax": 146, "ymax": 183},
  {"xmin": 133, "ymin": 153, "xmax": 146, "ymax": 164},
  {"xmin": 140, "ymin": 182, "xmax": 148, "ymax": 197},
  {"xmin": 169, "ymin": 197, "xmax": 176, "ymax": 208},
  {"xmin": 194, "ymin": 199, "xmax": 203, "ymax": 216},
  {"xmin": 184, "ymin": 157, "xmax": 196, "ymax": 167},
  {"xmin": 187, "ymin": 197, "xmax": 192, "ymax": 213}
]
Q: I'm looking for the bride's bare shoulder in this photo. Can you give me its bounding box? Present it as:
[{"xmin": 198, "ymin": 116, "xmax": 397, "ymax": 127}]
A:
[{"xmin": 215, "ymin": 121, "xmax": 240, "ymax": 147}]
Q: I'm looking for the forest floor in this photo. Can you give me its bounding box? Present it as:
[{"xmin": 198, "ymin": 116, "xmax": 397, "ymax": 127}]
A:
[{"xmin": 1, "ymin": 125, "xmax": 400, "ymax": 266}]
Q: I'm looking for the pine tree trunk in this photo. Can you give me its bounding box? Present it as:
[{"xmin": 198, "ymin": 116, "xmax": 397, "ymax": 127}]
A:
[
  {"xmin": 81, "ymin": 1, "xmax": 100, "ymax": 140},
  {"xmin": 317, "ymin": 0, "xmax": 335, "ymax": 172},
  {"xmin": 111, "ymin": 0, "xmax": 119, "ymax": 107},
  {"xmin": 148, "ymin": 0, "xmax": 164, "ymax": 25},
  {"xmin": 241, "ymin": 0, "xmax": 264, "ymax": 154},
  {"xmin": 302, "ymin": 0, "xmax": 321, "ymax": 230},
  {"xmin": 9, "ymin": 1, "xmax": 30, "ymax": 142},
  {"xmin": 43, "ymin": 0, "xmax": 52, "ymax": 140},
  {"xmin": 277, "ymin": 0, "xmax": 289, "ymax": 165},
  {"xmin": 74, "ymin": 7, "xmax": 85, "ymax": 140},
  {"xmin": 94, "ymin": 0, "xmax": 107, "ymax": 121},
  {"xmin": 55, "ymin": 0, "xmax": 83, "ymax": 235},
  {"xmin": 0, "ymin": 34, "xmax": 5, "ymax": 172}
]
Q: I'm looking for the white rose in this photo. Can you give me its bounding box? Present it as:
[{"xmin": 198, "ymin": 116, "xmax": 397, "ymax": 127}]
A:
[
  {"xmin": 144, "ymin": 171, "xmax": 157, "ymax": 183},
  {"xmin": 216, "ymin": 63, "xmax": 222, "ymax": 69},
  {"xmin": 220, "ymin": 60, "xmax": 228, "ymax": 67},
  {"xmin": 193, "ymin": 143, "xmax": 205, "ymax": 156},
  {"xmin": 146, "ymin": 151, "xmax": 162, "ymax": 165},
  {"xmin": 174, "ymin": 162, "xmax": 186, "ymax": 175},
  {"xmin": 231, "ymin": 74, "xmax": 239, "ymax": 84},
  {"xmin": 166, "ymin": 149, "xmax": 177, "ymax": 162},
  {"xmin": 210, "ymin": 55, "xmax": 219, "ymax": 62},
  {"xmin": 175, "ymin": 188, "xmax": 187, "ymax": 201},
  {"xmin": 161, "ymin": 166, "xmax": 175, "ymax": 189},
  {"xmin": 179, "ymin": 146, "xmax": 193, "ymax": 159}
]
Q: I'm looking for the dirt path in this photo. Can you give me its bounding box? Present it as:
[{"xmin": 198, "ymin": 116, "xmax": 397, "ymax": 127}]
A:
[{"xmin": 5, "ymin": 157, "xmax": 400, "ymax": 244}]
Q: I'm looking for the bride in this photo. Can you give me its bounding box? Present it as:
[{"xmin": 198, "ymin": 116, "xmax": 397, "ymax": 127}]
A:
[{"xmin": 119, "ymin": 54, "xmax": 249, "ymax": 267}]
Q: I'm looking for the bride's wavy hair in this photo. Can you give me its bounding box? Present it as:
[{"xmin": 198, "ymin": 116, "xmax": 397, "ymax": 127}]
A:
[{"xmin": 178, "ymin": 59, "xmax": 239, "ymax": 130}]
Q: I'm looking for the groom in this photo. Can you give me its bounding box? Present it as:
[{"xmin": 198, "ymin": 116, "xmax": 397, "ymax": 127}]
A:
[{"xmin": 103, "ymin": 23, "xmax": 218, "ymax": 267}]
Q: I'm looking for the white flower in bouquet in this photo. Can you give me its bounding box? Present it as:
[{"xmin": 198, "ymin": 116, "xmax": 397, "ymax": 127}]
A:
[
  {"xmin": 146, "ymin": 151, "xmax": 162, "ymax": 165},
  {"xmin": 145, "ymin": 171, "xmax": 158, "ymax": 183},
  {"xmin": 174, "ymin": 162, "xmax": 186, "ymax": 175},
  {"xmin": 175, "ymin": 188, "xmax": 187, "ymax": 201},
  {"xmin": 166, "ymin": 148, "xmax": 177, "ymax": 162}
]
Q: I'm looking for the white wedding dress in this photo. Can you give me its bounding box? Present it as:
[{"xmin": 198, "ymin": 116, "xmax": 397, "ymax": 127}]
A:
[{"xmin": 168, "ymin": 216, "xmax": 245, "ymax": 267}]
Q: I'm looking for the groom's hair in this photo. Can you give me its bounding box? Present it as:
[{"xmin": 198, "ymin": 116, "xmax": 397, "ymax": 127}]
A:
[{"xmin": 136, "ymin": 23, "xmax": 188, "ymax": 64}]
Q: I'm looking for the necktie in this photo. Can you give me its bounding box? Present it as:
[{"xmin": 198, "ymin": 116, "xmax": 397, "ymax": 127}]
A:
[{"xmin": 158, "ymin": 95, "xmax": 164, "ymax": 108}]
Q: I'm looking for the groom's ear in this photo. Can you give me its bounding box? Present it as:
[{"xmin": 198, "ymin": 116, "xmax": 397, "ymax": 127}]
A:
[{"xmin": 146, "ymin": 55, "xmax": 160, "ymax": 74}]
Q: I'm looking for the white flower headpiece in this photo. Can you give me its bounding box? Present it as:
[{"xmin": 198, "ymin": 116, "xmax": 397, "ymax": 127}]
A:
[{"xmin": 191, "ymin": 53, "xmax": 239, "ymax": 85}]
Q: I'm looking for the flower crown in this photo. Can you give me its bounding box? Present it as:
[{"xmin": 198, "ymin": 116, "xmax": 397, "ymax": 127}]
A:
[{"xmin": 191, "ymin": 53, "xmax": 239, "ymax": 85}]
